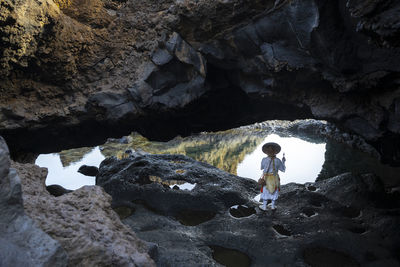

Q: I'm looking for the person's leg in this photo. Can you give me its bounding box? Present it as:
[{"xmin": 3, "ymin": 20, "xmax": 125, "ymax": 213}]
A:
[
  {"xmin": 263, "ymin": 199, "xmax": 267, "ymax": 210},
  {"xmin": 271, "ymin": 199, "xmax": 276, "ymax": 209}
]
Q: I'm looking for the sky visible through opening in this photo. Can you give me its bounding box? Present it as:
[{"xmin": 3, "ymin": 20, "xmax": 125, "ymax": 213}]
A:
[
  {"xmin": 35, "ymin": 147, "xmax": 105, "ymax": 190},
  {"xmin": 237, "ymin": 134, "xmax": 326, "ymax": 184},
  {"xmin": 36, "ymin": 134, "xmax": 326, "ymax": 190}
]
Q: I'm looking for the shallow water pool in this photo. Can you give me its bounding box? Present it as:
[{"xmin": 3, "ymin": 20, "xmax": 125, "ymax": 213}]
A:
[
  {"xmin": 237, "ymin": 134, "xmax": 326, "ymax": 184},
  {"xmin": 35, "ymin": 147, "xmax": 105, "ymax": 190}
]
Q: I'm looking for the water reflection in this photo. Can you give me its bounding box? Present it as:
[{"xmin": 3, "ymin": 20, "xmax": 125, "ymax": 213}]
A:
[
  {"xmin": 237, "ymin": 134, "xmax": 326, "ymax": 184},
  {"xmin": 35, "ymin": 147, "xmax": 105, "ymax": 190},
  {"xmin": 34, "ymin": 120, "xmax": 400, "ymax": 190},
  {"xmin": 148, "ymin": 175, "xmax": 197, "ymax": 190}
]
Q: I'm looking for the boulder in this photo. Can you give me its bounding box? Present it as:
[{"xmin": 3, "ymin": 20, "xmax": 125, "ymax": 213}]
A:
[
  {"xmin": 78, "ymin": 164, "xmax": 99, "ymax": 176},
  {"xmin": 0, "ymin": 136, "xmax": 68, "ymax": 266},
  {"xmin": 46, "ymin": 184, "xmax": 73, "ymax": 197},
  {"xmin": 12, "ymin": 159, "xmax": 155, "ymax": 266}
]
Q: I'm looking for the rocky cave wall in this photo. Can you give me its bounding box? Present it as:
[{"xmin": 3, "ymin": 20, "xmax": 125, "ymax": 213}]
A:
[{"xmin": 1, "ymin": 0, "xmax": 400, "ymax": 166}]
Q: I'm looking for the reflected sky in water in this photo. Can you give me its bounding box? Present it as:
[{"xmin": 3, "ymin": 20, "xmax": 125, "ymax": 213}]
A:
[
  {"xmin": 35, "ymin": 133, "xmax": 326, "ymax": 190},
  {"xmin": 237, "ymin": 134, "xmax": 326, "ymax": 184},
  {"xmin": 35, "ymin": 147, "xmax": 105, "ymax": 190}
]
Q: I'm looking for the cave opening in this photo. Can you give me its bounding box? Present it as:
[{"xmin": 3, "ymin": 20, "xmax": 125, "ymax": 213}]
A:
[{"xmin": 34, "ymin": 119, "xmax": 400, "ymax": 192}]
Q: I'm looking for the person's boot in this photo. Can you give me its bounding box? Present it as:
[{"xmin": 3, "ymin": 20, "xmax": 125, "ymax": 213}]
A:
[
  {"xmin": 271, "ymin": 200, "xmax": 277, "ymax": 210},
  {"xmin": 259, "ymin": 200, "xmax": 267, "ymax": 211}
]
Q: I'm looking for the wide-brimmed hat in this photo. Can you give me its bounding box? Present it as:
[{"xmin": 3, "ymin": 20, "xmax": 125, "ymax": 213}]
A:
[{"xmin": 262, "ymin": 142, "xmax": 281, "ymax": 155}]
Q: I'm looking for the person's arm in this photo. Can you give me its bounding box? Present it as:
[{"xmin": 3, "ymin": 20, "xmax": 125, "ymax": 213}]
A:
[
  {"xmin": 278, "ymin": 158, "xmax": 286, "ymax": 172},
  {"xmin": 261, "ymin": 157, "xmax": 265, "ymax": 170}
]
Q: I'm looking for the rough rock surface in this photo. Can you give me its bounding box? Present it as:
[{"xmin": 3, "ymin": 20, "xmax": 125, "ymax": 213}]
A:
[
  {"xmin": 0, "ymin": 137, "xmax": 68, "ymax": 266},
  {"xmin": 97, "ymin": 152, "xmax": 400, "ymax": 266},
  {"xmin": 12, "ymin": 160, "xmax": 156, "ymax": 266},
  {"xmin": 1, "ymin": 0, "xmax": 400, "ymax": 167}
]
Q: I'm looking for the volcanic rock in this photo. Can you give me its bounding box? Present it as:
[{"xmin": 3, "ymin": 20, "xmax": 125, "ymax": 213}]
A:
[
  {"xmin": 12, "ymin": 159, "xmax": 155, "ymax": 266},
  {"xmin": 1, "ymin": 0, "xmax": 400, "ymax": 168},
  {"xmin": 46, "ymin": 184, "xmax": 73, "ymax": 197},
  {"xmin": 0, "ymin": 137, "xmax": 68, "ymax": 266},
  {"xmin": 96, "ymin": 153, "xmax": 400, "ymax": 266},
  {"xmin": 78, "ymin": 164, "xmax": 99, "ymax": 176}
]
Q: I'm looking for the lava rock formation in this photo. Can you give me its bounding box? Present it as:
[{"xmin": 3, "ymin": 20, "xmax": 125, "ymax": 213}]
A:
[
  {"xmin": 96, "ymin": 152, "xmax": 400, "ymax": 266},
  {"xmin": 1, "ymin": 0, "xmax": 400, "ymax": 166}
]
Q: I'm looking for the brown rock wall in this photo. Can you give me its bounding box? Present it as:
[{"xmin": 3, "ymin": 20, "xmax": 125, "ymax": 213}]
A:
[{"xmin": 1, "ymin": 0, "xmax": 400, "ymax": 166}]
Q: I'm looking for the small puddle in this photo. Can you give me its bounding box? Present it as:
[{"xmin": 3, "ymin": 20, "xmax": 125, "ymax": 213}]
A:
[
  {"xmin": 175, "ymin": 210, "xmax": 216, "ymax": 226},
  {"xmin": 210, "ymin": 245, "xmax": 251, "ymax": 267},
  {"xmin": 309, "ymin": 199, "xmax": 323, "ymax": 207},
  {"xmin": 229, "ymin": 205, "xmax": 256, "ymax": 218},
  {"xmin": 170, "ymin": 182, "xmax": 196, "ymax": 190},
  {"xmin": 301, "ymin": 207, "xmax": 317, "ymax": 217},
  {"xmin": 272, "ymin": 224, "xmax": 292, "ymax": 236},
  {"xmin": 148, "ymin": 176, "xmax": 196, "ymax": 190},
  {"xmin": 35, "ymin": 146, "xmax": 104, "ymax": 190},
  {"xmin": 306, "ymin": 185, "xmax": 318, "ymax": 191}
]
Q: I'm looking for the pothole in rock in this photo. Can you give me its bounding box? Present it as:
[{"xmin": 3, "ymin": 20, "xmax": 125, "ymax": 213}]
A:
[
  {"xmin": 175, "ymin": 210, "xmax": 216, "ymax": 226},
  {"xmin": 347, "ymin": 226, "xmax": 367, "ymax": 234},
  {"xmin": 333, "ymin": 206, "xmax": 361, "ymax": 218},
  {"xmin": 229, "ymin": 205, "xmax": 256, "ymax": 218},
  {"xmin": 272, "ymin": 224, "xmax": 292, "ymax": 236},
  {"xmin": 113, "ymin": 206, "xmax": 135, "ymax": 220},
  {"xmin": 303, "ymin": 247, "xmax": 359, "ymax": 267},
  {"xmin": 148, "ymin": 175, "xmax": 196, "ymax": 191},
  {"xmin": 210, "ymin": 245, "xmax": 251, "ymax": 267},
  {"xmin": 309, "ymin": 199, "xmax": 323, "ymax": 208},
  {"xmin": 301, "ymin": 207, "xmax": 317, "ymax": 217},
  {"xmin": 307, "ymin": 185, "xmax": 317, "ymax": 191}
]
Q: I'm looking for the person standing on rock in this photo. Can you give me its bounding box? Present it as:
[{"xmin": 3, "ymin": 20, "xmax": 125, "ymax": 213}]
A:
[{"xmin": 258, "ymin": 142, "xmax": 286, "ymax": 211}]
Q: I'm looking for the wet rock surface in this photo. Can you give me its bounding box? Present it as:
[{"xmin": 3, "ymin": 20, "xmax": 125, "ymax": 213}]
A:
[
  {"xmin": 97, "ymin": 153, "xmax": 400, "ymax": 266},
  {"xmin": 0, "ymin": 137, "xmax": 68, "ymax": 266},
  {"xmin": 1, "ymin": 0, "xmax": 400, "ymax": 167}
]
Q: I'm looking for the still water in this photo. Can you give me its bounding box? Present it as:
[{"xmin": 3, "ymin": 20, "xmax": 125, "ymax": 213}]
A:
[
  {"xmin": 35, "ymin": 133, "xmax": 326, "ymax": 190},
  {"xmin": 36, "ymin": 147, "xmax": 105, "ymax": 190},
  {"xmin": 237, "ymin": 134, "xmax": 326, "ymax": 184}
]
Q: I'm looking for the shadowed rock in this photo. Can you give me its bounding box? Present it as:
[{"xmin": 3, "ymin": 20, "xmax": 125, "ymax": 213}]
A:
[
  {"xmin": 210, "ymin": 245, "xmax": 251, "ymax": 267},
  {"xmin": 77, "ymin": 164, "xmax": 99, "ymax": 176},
  {"xmin": 46, "ymin": 184, "xmax": 73, "ymax": 197},
  {"xmin": 96, "ymin": 153, "xmax": 400, "ymax": 266},
  {"xmin": 0, "ymin": 136, "xmax": 68, "ymax": 266},
  {"xmin": 303, "ymin": 247, "xmax": 359, "ymax": 267},
  {"xmin": 1, "ymin": 0, "xmax": 400, "ymax": 168}
]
